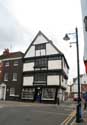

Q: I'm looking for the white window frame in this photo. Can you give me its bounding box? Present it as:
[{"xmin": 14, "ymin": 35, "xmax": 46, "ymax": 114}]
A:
[
  {"xmin": 13, "ymin": 60, "xmax": 18, "ymax": 66},
  {"xmin": 12, "ymin": 73, "xmax": 17, "ymax": 81},
  {"xmin": 4, "ymin": 73, "xmax": 8, "ymax": 81},
  {"xmin": 22, "ymin": 88, "xmax": 35, "ymax": 99},
  {"xmin": 5, "ymin": 61, "xmax": 9, "ymax": 67},
  {"xmin": 42, "ymin": 88, "xmax": 56, "ymax": 100},
  {"xmin": 10, "ymin": 88, "xmax": 15, "ymax": 96}
]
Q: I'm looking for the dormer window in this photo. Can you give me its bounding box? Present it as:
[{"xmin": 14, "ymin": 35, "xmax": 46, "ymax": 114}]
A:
[
  {"xmin": 35, "ymin": 43, "xmax": 46, "ymax": 50},
  {"xmin": 35, "ymin": 43, "xmax": 46, "ymax": 56},
  {"xmin": 84, "ymin": 16, "xmax": 87, "ymax": 32}
]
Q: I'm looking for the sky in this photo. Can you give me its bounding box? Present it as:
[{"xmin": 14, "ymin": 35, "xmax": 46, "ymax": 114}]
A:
[{"xmin": 0, "ymin": 0, "xmax": 85, "ymax": 83}]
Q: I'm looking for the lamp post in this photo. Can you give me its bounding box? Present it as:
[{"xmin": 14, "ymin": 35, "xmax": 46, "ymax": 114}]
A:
[{"xmin": 63, "ymin": 27, "xmax": 82, "ymax": 123}]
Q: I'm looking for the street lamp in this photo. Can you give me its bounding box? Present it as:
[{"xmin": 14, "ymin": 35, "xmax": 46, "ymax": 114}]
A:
[{"xmin": 63, "ymin": 27, "xmax": 82, "ymax": 123}]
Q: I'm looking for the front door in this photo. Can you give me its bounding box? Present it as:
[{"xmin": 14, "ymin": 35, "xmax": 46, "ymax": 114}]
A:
[
  {"xmin": 0, "ymin": 84, "xmax": 6, "ymax": 100},
  {"xmin": 34, "ymin": 87, "xmax": 41, "ymax": 102}
]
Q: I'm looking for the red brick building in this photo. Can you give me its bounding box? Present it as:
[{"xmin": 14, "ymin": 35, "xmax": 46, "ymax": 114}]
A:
[
  {"xmin": 0, "ymin": 49, "xmax": 24, "ymax": 100},
  {"xmin": 0, "ymin": 62, "xmax": 3, "ymax": 81}
]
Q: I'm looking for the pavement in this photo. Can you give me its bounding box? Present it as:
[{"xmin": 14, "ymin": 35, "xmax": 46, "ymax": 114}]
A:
[
  {"xmin": 71, "ymin": 109, "xmax": 87, "ymax": 125},
  {"xmin": 60, "ymin": 100, "xmax": 87, "ymax": 125}
]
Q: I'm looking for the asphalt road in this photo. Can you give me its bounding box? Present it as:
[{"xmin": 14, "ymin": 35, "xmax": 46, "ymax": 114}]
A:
[{"xmin": 0, "ymin": 100, "xmax": 76, "ymax": 125}]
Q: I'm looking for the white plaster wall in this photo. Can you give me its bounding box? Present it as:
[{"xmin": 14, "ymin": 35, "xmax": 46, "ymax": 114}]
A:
[
  {"xmin": 23, "ymin": 76, "xmax": 33, "ymax": 86},
  {"xmin": 61, "ymin": 78, "xmax": 67, "ymax": 88},
  {"xmin": 81, "ymin": 0, "xmax": 87, "ymax": 17},
  {"xmin": 36, "ymin": 50, "xmax": 40, "ymax": 56},
  {"xmin": 25, "ymin": 46, "xmax": 35, "ymax": 58},
  {"xmin": 48, "ymin": 60, "xmax": 61, "ymax": 70},
  {"xmin": 34, "ymin": 35, "xmax": 48, "ymax": 45},
  {"xmin": 72, "ymin": 82, "xmax": 81, "ymax": 93},
  {"xmin": 46, "ymin": 43, "xmax": 58, "ymax": 55},
  {"xmin": 41, "ymin": 49, "xmax": 45, "ymax": 56},
  {"xmin": 72, "ymin": 74, "xmax": 87, "ymax": 93},
  {"xmin": 73, "ymin": 83, "xmax": 78, "ymax": 93},
  {"xmin": 63, "ymin": 61, "xmax": 68, "ymax": 75},
  {"xmin": 23, "ymin": 63, "xmax": 34, "ymax": 71},
  {"xmin": 84, "ymin": 31, "xmax": 87, "ymax": 60},
  {"xmin": 81, "ymin": 0, "xmax": 87, "ymax": 60},
  {"xmin": 47, "ymin": 75, "xmax": 59, "ymax": 85},
  {"xmin": 58, "ymin": 89, "xmax": 63, "ymax": 102}
]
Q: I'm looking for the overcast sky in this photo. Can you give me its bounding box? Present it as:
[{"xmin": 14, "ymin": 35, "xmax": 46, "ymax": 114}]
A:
[{"xmin": 0, "ymin": 0, "xmax": 85, "ymax": 83}]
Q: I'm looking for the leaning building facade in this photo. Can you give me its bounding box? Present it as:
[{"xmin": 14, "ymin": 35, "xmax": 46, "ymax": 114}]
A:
[{"xmin": 22, "ymin": 31, "xmax": 69, "ymax": 103}]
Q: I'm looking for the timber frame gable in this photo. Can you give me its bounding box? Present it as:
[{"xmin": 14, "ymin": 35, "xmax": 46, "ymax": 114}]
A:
[{"xmin": 24, "ymin": 31, "xmax": 63, "ymax": 57}]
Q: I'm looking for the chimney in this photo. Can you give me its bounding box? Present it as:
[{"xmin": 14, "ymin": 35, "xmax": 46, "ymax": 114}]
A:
[{"xmin": 3, "ymin": 48, "xmax": 10, "ymax": 56}]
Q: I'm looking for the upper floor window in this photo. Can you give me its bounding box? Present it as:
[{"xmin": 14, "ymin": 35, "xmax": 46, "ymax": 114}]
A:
[
  {"xmin": 35, "ymin": 58, "xmax": 47, "ymax": 67},
  {"xmin": 35, "ymin": 43, "xmax": 46, "ymax": 50},
  {"xmin": 4, "ymin": 73, "xmax": 8, "ymax": 81},
  {"xmin": 5, "ymin": 61, "xmax": 9, "ymax": 67},
  {"xmin": 13, "ymin": 60, "xmax": 18, "ymax": 66},
  {"xmin": 34, "ymin": 72, "xmax": 46, "ymax": 82},
  {"xmin": 12, "ymin": 73, "xmax": 17, "ymax": 81},
  {"xmin": 35, "ymin": 43, "xmax": 46, "ymax": 56},
  {"xmin": 84, "ymin": 16, "xmax": 87, "ymax": 32}
]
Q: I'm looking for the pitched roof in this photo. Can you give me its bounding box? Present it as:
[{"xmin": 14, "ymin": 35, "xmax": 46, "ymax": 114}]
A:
[
  {"xmin": 24, "ymin": 30, "xmax": 63, "ymax": 56},
  {"xmin": 0, "ymin": 51, "xmax": 24, "ymax": 60}
]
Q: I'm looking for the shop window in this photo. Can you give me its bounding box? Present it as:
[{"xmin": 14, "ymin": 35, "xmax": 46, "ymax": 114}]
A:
[
  {"xmin": 22, "ymin": 88, "xmax": 35, "ymax": 99},
  {"xmin": 42, "ymin": 88, "xmax": 56, "ymax": 100}
]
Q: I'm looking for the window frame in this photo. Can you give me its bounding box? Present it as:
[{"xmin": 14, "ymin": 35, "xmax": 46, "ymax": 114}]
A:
[
  {"xmin": 22, "ymin": 88, "xmax": 35, "ymax": 99},
  {"xmin": 9, "ymin": 88, "xmax": 15, "ymax": 96},
  {"xmin": 12, "ymin": 73, "xmax": 17, "ymax": 81},
  {"xmin": 13, "ymin": 60, "xmax": 19, "ymax": 66},
  {"xmin": 35, "ymin": 43, "xmax": 46, "ymax": 50},
  {"xmin": 42, "ymin": 88, "xmax": 56, "ymax": 100},
  {"xmin": 4, "ymin": 73, "xmax": 8, "ymax": 81},
  {"xmin": 4, "ymin": 61, "xmax": 9, "ymax": 67},
  {"xmin": 35, "ymin": 58, "xmax": 47, "ymax": 67},
  {"xmin": 34, "ymin": 72, "xmax": 47, "ymax": 83}
]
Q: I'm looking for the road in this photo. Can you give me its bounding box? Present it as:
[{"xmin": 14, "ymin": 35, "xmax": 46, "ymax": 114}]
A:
[{"xmin": 0, "ymin": 100, "xmax": 76, "ymax": 125}]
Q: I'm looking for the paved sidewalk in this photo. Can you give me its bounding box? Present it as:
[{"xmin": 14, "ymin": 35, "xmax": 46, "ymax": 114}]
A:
[{"xmin": 71, "ymin": 109, "xmax": 87, "ymax": 125}]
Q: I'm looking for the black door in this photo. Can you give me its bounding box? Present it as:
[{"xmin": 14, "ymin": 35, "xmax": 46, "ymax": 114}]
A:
[{"xmin": 34, "ymin": 87, "xmax": 41, "ymax": 102}]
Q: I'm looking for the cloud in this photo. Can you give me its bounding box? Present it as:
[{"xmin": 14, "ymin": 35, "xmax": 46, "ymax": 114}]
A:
[{"xmin": 0, "ymin": 1, "xmax": 31, "ymax": 54}]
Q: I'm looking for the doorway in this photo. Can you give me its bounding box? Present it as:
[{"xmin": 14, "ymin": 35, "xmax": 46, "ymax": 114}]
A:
[
  {"xmin": 0, "ymin": 83, "xmax": 6, "ymax": 100},
  {"xmin": 34, "ymin": 87, "xmax": 41, "ymax": 102}
]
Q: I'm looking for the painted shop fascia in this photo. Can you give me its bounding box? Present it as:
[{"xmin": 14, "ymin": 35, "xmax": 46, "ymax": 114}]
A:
[{"xmin": 22, "ymin": 31, "xmax": 69, "ymax": 104}]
